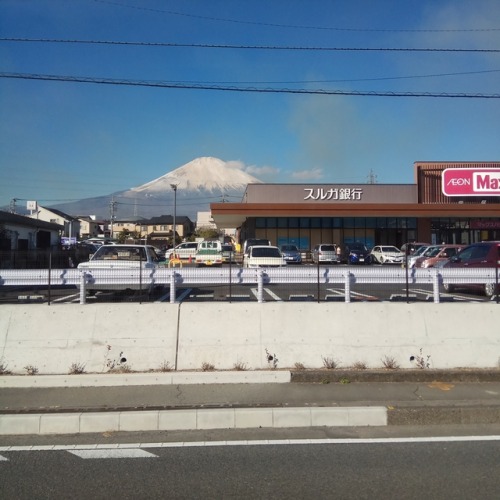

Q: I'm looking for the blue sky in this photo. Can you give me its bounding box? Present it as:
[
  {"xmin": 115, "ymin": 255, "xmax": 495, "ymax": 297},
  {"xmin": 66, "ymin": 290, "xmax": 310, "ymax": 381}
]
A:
[{"xmin": 1, "ymin": 0, "xmax": 499, "ymax": 212}]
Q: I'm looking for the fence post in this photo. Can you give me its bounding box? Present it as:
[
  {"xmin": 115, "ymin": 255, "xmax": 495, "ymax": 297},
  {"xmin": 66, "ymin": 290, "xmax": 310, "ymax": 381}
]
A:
[
  {"xmin": 79, "ymin": 271, "xmax": 87, "ymax": 305},
  {"xmin": 433, "ymin": 269, "xmax": 441, "ymax": 303},
  {"xmin": 344, "ymin": 271, "xmax": 351, "ymax": 303},
  {"xmin": 257, "ymin": 270, "xmax": 264, "ymax": 303},
  {"xmin": 170, "ymin": 270, "xmax": 177, "ymax": 304}
]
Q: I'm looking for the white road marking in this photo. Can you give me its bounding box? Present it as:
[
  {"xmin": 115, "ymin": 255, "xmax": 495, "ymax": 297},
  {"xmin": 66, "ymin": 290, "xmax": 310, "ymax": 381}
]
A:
[
  {"xmin": 68, "ymin": 449, "xmax": 158, "ymax": 459},
  {"xmin": 2, "ymin": 435, "xmax": 500, "ymax": 454},
  {"xmin": 0, "ymin": 455, "xmax": 8, "ymax": 461},
  {"xmin": 52, "ymin": 293, "xmax": 80, "ymax": 303}
]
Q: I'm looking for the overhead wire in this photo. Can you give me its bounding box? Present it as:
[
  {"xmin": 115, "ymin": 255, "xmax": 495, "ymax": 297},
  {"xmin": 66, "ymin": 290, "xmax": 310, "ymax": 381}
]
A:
[
  {"xmin": 91, "ymin": 0, "xmax": 500, "ymax": 33},
  {"xmin": 1, "ymin": 72, "xmax": 499, "ymax": 98},
  {"xmin": 2, "ymin": 37, "xmax": 499, "ymax": 53}
]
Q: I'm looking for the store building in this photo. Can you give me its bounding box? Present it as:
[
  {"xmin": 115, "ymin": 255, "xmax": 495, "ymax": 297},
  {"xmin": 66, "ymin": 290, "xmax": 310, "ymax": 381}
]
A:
[{"xmin": 210, "ymin": 161, "xmax": 500, "ymax": 251}]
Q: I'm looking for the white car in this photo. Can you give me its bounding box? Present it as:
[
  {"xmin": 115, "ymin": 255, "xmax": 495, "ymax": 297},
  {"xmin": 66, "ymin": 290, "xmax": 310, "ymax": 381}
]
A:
[
  {"xmin": 77, "ymin": 244, "xmax": 165, "ymax": 292},
  {"xmin": 370, "ymin": 245, "xmax": 405, "ymax": 264},
  {"xmin": 165, "ymin": 242, "xmax": 198, "ymax": 260},
  {"xmin": 243, "ymin": 245, "xmax": 287, "ymax": 268}
]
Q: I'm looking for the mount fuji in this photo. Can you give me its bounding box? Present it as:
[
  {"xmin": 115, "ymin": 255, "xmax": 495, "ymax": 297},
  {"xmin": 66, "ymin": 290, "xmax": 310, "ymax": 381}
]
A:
[{"xmin": 50, "ymin": 157, "xmax": 263, "ymax": 220}]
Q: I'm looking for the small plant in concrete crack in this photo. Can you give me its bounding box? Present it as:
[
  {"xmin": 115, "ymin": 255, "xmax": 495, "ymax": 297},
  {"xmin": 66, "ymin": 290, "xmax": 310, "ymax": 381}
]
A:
[
  {"xmin": 24, "ymin": 364, "xmax": 39, "ymax": 376},
  {"xmin": 322, "ymin": 356, "xmax": 340, "ymax": 370},
  {"xmin": 352, "ymin": 361, "xmax": 368, "ymax": 370},
  {"xmin": 382, "ymin": 355, "xmax": 400, "ymax": 370},
  {"xmin": 109, "ymin": 363, "xmax": 133, "ymax": 374},
  {"xmin": 69, "ymin": 362, "xmax": 86, "ymax": 375},
  {"xmin": 201, "ymin": 362, "xmax": 215, "ymax": 372},
  {"xmin": 233, "ymin": 361, "xmax": 248, "ymax": 371},
  {"xmin": 265, "ymin": 348, "xmax": 278, "ymax": 369},
  {"xmin": 0, "ymin": 359, "xmax": 12, "ymax": 375},
  {"xmin": 105, "ymin": 347, "xmax": 128, "ymax": 372},
  {"xmin": 294, "ymin": 362, "xmax": 306, "ymax": 371},
  {"xmin": 158, "ymin": 361, "xmax": 173, "ymax": 372},
  {"xmin": 339, "ymin": 377, "xmax": 350, "ymax": 384},
  {"xmin": 410, "ymin": 348, "xmax": 431, "ymax": 369}
]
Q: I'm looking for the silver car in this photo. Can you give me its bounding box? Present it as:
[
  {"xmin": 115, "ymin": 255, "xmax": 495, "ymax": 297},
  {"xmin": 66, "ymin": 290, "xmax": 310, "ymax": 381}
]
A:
[{"xmin": 312, "ymin": 244, "xmax": 339, "ymax": 264}]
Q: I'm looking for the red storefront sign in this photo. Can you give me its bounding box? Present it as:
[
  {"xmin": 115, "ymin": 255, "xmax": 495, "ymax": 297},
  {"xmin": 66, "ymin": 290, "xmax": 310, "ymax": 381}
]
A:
[{"xmin": 442, "ymin": 168, "xmax": 500, "ymax": 196}]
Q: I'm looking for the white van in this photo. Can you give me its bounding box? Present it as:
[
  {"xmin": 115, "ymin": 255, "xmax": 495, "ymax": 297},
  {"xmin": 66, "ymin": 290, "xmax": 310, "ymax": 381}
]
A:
[{"xmin": 243, "ymin": 238, "xmax": 271, "ymax": 255}]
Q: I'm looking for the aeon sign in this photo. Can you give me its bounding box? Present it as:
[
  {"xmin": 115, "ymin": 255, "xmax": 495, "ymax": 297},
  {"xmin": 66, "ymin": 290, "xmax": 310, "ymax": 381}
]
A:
[{"xmin": 442, "ymin": 168, "xmax": 500, "ymax": 196}]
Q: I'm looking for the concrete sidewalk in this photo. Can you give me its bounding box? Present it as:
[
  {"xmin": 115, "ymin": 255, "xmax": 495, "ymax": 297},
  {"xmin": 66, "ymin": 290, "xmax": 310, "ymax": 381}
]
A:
[{"xmin": 1, "ymin": 370, "xmax": 500, "ymax": 435}]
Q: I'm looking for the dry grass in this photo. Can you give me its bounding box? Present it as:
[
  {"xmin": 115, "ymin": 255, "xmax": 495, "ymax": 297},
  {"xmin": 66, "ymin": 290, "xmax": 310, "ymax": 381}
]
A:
[
  {"xmin": 201, "ymin": 362, "xmax": 215, "ymax": 372},
  {"xmin": 322, "ymin": 356, "xmax": 340, "ymax": 370},
  {"xmin": 382, "ymin": 356, "xmax": 400, "ymax": 370}
]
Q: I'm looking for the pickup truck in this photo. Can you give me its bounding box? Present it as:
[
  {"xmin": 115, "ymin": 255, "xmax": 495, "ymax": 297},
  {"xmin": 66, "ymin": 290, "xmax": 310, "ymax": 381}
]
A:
[{"xmin": 195, "ymin": 240, "xmax": 223, "ymax": 266}]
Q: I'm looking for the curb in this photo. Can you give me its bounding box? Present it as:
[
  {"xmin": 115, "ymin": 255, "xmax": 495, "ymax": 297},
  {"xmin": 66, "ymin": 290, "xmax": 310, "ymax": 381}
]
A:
[
  {"xmin": 2, "ymin": 369, "xmax": 500, "ymax": 388},
  {"xmin": 0, "ymin": 406, "xmax": 388, "ymax": 436},
  {"xmin": 0, "ymin": 370, "xmax": 291, "ymax": 388}
]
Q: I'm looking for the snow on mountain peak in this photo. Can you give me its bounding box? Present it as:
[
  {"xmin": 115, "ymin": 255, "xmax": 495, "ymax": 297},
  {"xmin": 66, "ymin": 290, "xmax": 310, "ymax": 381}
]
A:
[{"xmin": 131, "ymin": 157, "xmax": 262, "ymax": 193}]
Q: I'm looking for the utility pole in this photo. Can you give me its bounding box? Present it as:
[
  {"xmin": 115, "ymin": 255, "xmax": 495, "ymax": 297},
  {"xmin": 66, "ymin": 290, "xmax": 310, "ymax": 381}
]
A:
[
  {"xmin": 9, "ymin": 198, "xmax": 18, "ymax": 214},
  {"xmin": 109, "ymin": 198, "xmax": 117, "ymax": 239},
  {"xmin": 170, "ymin": 184, "xmax": 178, "ymax": 248}
]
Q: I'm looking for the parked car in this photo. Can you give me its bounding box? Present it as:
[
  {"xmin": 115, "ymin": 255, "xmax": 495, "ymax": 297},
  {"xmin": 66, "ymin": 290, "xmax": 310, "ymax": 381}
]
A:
[
  {"xmin": 243, "ymin": 245, "xmax": 287, "ymax": 268},
  {"xmin": 165, "ymin": 242, "xmax": 198, "ymax": 260},
  {"xmin": 442, "ymin": 241, "xmax": 500, "ymax": 297},
  {"xmin": 221, "ymin": 244, "xmax": 235, "ymax": 263},
  {"xmin": 345, "ymin": 242, "xmax": 371, "ymax": 264},
  {"xmin": 370, "ymin": 245, "xmax": 405, "ymax": 264},
  {"xmin": 400, "ymin": 242, "xmax": 430, "ymax": 255},
  {"xmin": 77, "ymin": 244, "xmax": 165, "ymax": 292},
  {"xmin": 280, "ymin": 244, "xmax": 302, "ymax": 264},
  {"xmin": 404, "ymin": 245, "xmax": 432, "ymax": 268},
  {"xmin": 311, "ymin": 244, "xmax": 339, "ymax": 264},
  {"xmin": 243, "ymin": 238, "xmax": 271, "ymax": 255},
  {"xmin": 414, "ymin": 244, "xmax": 465, "ymax": 268}
]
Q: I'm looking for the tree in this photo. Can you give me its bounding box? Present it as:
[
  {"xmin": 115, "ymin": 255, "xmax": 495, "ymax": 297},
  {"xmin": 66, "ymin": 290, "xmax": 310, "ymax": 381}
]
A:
[
  {"xmin": 195, "ymin": 227, "xmax": 220, "ymax": 240},
  {"xmin": 116, "ymin": 229, "xmax": 141, "ymax": 243}
]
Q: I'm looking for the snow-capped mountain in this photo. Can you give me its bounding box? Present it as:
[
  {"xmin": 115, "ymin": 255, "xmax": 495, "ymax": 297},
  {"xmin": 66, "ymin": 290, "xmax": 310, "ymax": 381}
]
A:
[
  {"xmin": 131, "ymin": 157, "xmax": 261, "ymax": 193},
  {"xmin": 50, "ymin": 157, "xmax": 262, "ymax": 220}
]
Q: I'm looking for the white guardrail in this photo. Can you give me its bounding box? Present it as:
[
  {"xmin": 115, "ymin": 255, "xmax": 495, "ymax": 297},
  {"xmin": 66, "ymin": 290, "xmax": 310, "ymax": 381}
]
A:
[{"xmin": 0, "ymin": 266, "xmax": 498, "ymax": 304}]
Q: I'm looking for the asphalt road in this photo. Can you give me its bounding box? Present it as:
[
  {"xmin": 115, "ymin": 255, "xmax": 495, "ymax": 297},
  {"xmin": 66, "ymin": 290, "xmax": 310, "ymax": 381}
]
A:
[
  {"xmin": 0, "ymin": 281, "xmax": 493, "ymax": 304},
  {"xmin": 1, "ymin": 436, "xmax": 499, "ymax": 499}
]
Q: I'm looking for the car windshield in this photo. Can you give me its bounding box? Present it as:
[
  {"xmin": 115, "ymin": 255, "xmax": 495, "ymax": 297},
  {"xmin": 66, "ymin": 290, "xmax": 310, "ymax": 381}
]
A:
[
  {"xmin": 281, "ymin": 245, "xmax": 298, "ymax": 252},
  {"xmin": 92, "ymin": 246, "xmax": 146, "ymax": 261},
  {"xmin": 320, "ymin": 245, "xmax": 336, "ymax": 252},
  {"xmin": 427, "ymin": 247, "xmax": 443, "ymax": 257},
  {"xmin": 381, "ymin": 246, "xmax": 400, "ymax": 253},
  {"xmin": 414, "ymin": 246, "xmax": 429, "ymax": 256},
  {"xmin": 252, "ymin": 247, "xmax": 281, "ymax": 258},
  {"xmin": 349, "ymin": 244, "xmax": 367, "ymax": 251}
]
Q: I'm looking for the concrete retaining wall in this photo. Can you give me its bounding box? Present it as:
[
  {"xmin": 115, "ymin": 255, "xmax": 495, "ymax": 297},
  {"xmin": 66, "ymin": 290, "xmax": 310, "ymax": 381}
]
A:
[{"xmin": 0, "ymin": 303, "xmax": 498, "ymax": 374}]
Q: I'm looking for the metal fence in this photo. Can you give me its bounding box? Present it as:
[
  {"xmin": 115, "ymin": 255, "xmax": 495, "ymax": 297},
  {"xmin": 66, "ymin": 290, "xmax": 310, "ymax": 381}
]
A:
[{"xmin": 0, "ymin": 264, "xmax": 498, "ymax": 305}]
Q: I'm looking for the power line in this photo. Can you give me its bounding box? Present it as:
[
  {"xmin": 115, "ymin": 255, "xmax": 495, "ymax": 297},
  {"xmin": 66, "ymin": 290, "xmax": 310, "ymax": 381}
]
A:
[
  {"xmin": 1, "ymin": 72, "xmax": 499, "ymax": 99},
  {"xmin": 91, "ymin": 0, "xmax": 500, "ymax": 33},
  {"xmin": 2, "ymin": 37, "xmax": 500, "ymax": 53}
]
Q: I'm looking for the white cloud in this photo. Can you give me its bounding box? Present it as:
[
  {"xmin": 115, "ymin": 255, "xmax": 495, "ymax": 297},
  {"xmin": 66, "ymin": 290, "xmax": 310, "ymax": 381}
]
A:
[
  {"xmin": 245, "ymin": 164, "xmax": 281, "ymax": 177},
  {"xmin": 292, "ymin": 168, "xmax": 324, "ymax": 181}
]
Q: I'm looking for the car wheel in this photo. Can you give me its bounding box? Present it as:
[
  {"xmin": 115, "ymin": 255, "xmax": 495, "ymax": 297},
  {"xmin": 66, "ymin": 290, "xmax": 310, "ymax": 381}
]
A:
[
  {"xmin": 484, "ymin": 283, "xmax": 496, "ymax": 297},
  {"xmin": 443, "ymin": 283, "xmax": 455, "ymax": 293},
  {"xmin": 379, "ymin": 256, "xmax": 384, "ymax": 264}
]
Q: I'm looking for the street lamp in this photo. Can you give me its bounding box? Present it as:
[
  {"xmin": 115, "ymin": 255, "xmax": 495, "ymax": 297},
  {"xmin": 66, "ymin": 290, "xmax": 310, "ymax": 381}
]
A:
[{"xmin": 170, "ymin": 184, "xmax": 178, "ymax": 249}]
